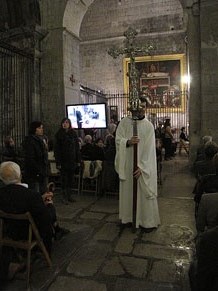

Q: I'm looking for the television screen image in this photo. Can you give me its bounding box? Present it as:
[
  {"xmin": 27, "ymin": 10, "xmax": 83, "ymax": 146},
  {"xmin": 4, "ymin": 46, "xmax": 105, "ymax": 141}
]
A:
[{"xmin": 66, "ymin": 103, "xmax": 108, "ymax": 129}]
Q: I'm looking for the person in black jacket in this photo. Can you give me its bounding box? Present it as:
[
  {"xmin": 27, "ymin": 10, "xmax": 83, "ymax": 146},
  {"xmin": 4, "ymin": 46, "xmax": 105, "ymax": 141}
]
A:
[
  {"xmin": 179, "ymin": 126, "xmax": 189, "ymax": 142},
  {"xmin": 76, "ymin": 108, "xmax": 83, "ymax": 129},
  {"xmin": 54, "ymin": 118, "xmax": 80, "ymax": 204},
  {"xmin": 23, "ymin": 121, "xmax": 48, "ymax": 195}
]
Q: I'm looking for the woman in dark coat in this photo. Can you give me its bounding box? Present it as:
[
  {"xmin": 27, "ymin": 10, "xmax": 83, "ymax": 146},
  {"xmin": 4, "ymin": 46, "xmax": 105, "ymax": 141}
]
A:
[
  {"xmin": 23, "ymin": 121, "xmax": 48, "ymax": 195},
  {"xmin": 54, "ymin": 118, "xmax": 80, "ymax": 204}
]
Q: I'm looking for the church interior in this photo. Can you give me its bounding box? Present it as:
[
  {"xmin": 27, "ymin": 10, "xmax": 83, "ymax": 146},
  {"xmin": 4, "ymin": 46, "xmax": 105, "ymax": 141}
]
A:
[{"xmin": 0, "ymin": 0, "xmax": 218, "ymax": 290}]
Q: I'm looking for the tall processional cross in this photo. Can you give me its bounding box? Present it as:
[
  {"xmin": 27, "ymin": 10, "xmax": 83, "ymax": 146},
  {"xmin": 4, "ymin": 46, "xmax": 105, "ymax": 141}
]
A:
[{"xmin": 108, "ymin": 27, "xmax": 154, "ymax": 231}]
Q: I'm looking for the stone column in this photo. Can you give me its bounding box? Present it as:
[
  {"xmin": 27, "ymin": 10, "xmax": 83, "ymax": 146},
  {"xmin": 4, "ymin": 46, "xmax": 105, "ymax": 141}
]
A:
[
  {"xmin": 63, "ymin": 28, "xmax": 81, "ymax": 105},
  {"xmin": 39, "ymin": 0, "xmax": 68, "ymax": 140},
  {"xmin": 29, "ymin": 25, "xmax": 48, "ymax": 121},
  {"xmin": 40, "ymin": 27, "xmax": 65, "ymax": 140},
  {"xmin": 200, "ymin": 0, "xmax": 218, "ymax": 141},
  {"xmin": 185, "ymin": 3, "xmax": 201, "ymax": 162}
]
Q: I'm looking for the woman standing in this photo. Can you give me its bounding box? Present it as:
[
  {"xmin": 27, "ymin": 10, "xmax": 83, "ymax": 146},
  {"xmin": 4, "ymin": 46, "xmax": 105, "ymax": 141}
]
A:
[
  {"xmin": 54, "ymin": 118, "xmax": 80, "ymax": 204},
  {"xmin": 23, "ymin": 121, "xmax": 48, "ymax": 194}
]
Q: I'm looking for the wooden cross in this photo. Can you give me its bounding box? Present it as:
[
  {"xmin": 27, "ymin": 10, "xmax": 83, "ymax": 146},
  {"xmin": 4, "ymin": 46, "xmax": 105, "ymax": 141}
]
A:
[
  {"xmin": 108, "ymin": 27, "xmax": 153, "ymax": 114},
  {"xmin": 108, "ymin": 27, "xmax": 154, "ymax": 231}
]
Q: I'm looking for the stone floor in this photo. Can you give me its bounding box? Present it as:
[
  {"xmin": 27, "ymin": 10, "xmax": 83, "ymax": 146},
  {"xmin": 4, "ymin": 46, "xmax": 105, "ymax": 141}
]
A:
[{"xmin": 2, "ymin": 152, "xmax": 197, "ymax": 291}]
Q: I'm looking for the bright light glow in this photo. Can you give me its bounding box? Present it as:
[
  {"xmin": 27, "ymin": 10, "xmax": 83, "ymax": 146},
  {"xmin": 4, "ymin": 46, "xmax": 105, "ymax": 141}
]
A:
[{"xmin": 182, "ymin": 74, "xmax": 191, "ymax": 84}]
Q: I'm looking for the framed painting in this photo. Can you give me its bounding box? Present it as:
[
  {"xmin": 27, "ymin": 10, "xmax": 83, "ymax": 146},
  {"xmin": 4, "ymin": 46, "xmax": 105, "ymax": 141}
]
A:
[{"xmin": 123, "ymin": 54, "xmax": 186, "ymax": 111}]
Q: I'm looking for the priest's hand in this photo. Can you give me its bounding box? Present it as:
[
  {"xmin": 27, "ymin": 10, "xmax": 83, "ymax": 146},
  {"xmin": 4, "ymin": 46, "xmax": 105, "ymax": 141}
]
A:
[
  {"xmin": 133, "ymin": 167, "xmax": 141, "ymax": 179},
  {"xmin": 127, "ymin": 136, "xmax": 140, "ymax": 146}
]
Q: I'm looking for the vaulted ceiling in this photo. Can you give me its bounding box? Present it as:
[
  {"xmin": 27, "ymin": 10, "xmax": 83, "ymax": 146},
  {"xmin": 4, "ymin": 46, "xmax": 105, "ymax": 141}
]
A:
[
  {"xmin": 0, "ymin": 0, "xmax": 195, "ymax": 35},
  {"xmin": 64, "ymin": 0, "xmax": 187, "ymax": 37}
]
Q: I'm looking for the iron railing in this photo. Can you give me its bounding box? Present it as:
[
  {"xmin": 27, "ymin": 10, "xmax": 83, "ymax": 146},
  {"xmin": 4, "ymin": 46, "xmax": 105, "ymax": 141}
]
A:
[
  {"xmin": 0, "ymin": 43, "xmax": 33, "ymax": 152},
  {"xmin": 106, "ymin": 91, "xmax": 189, "ymax": 140}
]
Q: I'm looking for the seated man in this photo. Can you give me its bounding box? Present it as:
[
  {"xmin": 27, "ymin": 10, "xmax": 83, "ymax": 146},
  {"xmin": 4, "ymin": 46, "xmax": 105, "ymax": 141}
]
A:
[
  {"xmin": 193, "ymin": 153, "xmax": 218, "ymax": 217},
  {"xmin": 80, "ymin": 135, "xmax": 94, "ymax": 161},
  {"xmin": 0, "ymin": 161, "xmax": 68, "ymax": 283},
  {"xmin": 1, "ymin": 136, "xmax": 18, "ymax": 162},
  {"xmin": 196, "ymin": 192, "xmax": 218, "ymax": 233},
  {"xmin": 195, "ymin": 135, "xmax": 213, "ymax": 162},
  {"xmin": 179, "ymin": 127, "xmax": 189, "ymax": 155},
  {"xmin": 189, "ymin": 223, "xmax": 218, "ymax": 291},
  {"xmin": 92, "ymin": 138, "xmax": 105, "ymax": 161},
  {"xmin": 194, "ymin": 141, "xmax": 218, "ymax": 179}
]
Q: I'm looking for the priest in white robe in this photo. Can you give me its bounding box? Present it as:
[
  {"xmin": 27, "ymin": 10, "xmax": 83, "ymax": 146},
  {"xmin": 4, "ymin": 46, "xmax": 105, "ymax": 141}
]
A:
[{"xmin": 115, "ymin": 102, "xmax": 160, "ymax": 230}]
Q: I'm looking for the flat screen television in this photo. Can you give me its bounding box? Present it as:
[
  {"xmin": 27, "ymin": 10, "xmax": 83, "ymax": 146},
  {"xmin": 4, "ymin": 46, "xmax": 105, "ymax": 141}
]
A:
[{"xmin": 66, "ymin": 103, "xmax": 108, "ymax": 129}]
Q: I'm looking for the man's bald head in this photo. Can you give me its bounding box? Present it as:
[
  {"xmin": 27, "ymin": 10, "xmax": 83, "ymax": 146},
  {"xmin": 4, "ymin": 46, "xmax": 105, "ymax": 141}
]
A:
[{"xmin": 0, "ymin": 161, "xmax": 21, "ymax": 185}]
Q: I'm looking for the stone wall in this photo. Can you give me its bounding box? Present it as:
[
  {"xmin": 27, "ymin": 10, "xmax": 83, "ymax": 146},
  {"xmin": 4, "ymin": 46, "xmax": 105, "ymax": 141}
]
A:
[
  {"xmin": 81, "ymin": 0, "xmax": 183, "ymax": 40},
  {"xmin": 39, "ymin": 0, "xmax": 218, "ymax": 150},
  {"xmin": 80, "ymin": 32, "xmax": 186, "ymax": 93},
  {"xmin": 63, "ymin": 29, "xmax": 81, "ymax": 105},
  {"xmin": 79, "ymin": 0, "xmax": 186, "ymax": 93}
]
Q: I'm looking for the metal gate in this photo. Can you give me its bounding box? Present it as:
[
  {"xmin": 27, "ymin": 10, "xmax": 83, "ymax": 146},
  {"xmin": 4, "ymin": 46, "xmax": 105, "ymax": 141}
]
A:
[
  {"xmin": 0, "ymin": 42, "xmax": 33, "ymax": 151},
  {"xmin": 107, "ymin": 91, "xmax": 189, "ymax": 140}
]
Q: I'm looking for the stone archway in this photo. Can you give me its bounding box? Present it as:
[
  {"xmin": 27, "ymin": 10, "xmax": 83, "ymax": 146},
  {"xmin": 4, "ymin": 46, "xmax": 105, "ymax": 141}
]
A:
[
  {"xmin": 40, "ymin": 0, "xmax": 189, "ymax": 139},
  {"xmin": 63, "ymin": 0, "xmax": 95, "ymax": 37}
]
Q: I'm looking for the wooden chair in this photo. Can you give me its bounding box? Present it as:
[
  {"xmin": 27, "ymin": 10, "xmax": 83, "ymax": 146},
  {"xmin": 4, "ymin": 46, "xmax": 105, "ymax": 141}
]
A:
[
  {"xmin": 48, "ymin": 152, "xmax": 61, "ymax": 187},
  {"xmin": 72, "ymin": 164, "xmax": 82, "ymax": 195},
  {"xmin": 179, "ymin": 139, "xmax": 189, "ymax": 155},
  {"xmin": 81, "ymin": 160, "xmax": 102, "ymax": 196},
  {"xmin": 0, "ymin": 211, "xmax": 52, "ymax": 287}
]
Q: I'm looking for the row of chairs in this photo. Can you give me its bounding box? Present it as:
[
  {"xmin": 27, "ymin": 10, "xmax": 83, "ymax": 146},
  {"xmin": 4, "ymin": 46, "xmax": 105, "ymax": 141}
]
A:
[
  {"xmin": 48, "ymin": 151, "xmax": 119, "ymax": 196},
  {"xmin": 48, "ymin": 159, "xmax": 103, "ymax": 196}
]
